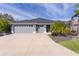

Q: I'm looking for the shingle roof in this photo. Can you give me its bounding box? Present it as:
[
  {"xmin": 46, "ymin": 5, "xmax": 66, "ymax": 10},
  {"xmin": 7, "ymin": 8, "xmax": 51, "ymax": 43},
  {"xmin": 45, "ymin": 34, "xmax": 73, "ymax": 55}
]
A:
[
  {"xmin": 13, "ymin": 18, "xmax": 52, "ymax": 24},
  {"xmin": 31, "ymin": 18, "xmax": 52, "ymax": 23}
]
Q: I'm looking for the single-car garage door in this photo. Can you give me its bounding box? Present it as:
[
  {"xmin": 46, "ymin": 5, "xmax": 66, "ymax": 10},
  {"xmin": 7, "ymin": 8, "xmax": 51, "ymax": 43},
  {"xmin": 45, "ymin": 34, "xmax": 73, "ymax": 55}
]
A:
[
  {"xmin": 36, "ymin": 25, "xmax": 46, "ymax": 33},
  {"xmin": 14, "ymin": 25, "xmax": 35, "ymax": 33}
]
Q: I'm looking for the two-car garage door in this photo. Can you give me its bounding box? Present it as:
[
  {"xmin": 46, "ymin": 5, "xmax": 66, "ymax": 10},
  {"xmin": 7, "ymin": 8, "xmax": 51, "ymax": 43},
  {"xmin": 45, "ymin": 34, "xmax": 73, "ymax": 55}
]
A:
[
  {"xmin": 14, "ymin": 25, "xmax": 35, "ymax": 33},
  {"xmin": 13, "ymin": 25, "xmax": 46, "ymax": 33}
]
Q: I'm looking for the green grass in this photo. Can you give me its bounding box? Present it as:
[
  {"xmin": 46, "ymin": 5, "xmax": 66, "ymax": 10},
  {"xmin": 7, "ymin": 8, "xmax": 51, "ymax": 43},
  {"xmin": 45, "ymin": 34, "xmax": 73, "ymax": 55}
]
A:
[{"xmin": 58, "ymin": 38, "xmax": 79, "ymax": 53}]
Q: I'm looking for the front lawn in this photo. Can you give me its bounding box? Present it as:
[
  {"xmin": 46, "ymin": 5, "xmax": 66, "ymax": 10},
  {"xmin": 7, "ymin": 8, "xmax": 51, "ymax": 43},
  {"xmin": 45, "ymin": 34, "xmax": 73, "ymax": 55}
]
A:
[{"xmin": 58, "ymin": 37, "xmax": 79, "ymax": 53}]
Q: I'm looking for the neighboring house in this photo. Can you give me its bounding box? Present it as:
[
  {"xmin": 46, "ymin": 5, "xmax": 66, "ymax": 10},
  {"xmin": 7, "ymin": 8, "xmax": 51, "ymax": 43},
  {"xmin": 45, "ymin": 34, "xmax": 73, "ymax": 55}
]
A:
[
  {"xmin": 71, "ymin": 14, "xmax": 79, "ymax": 34},
  {"xmin": 11, "ymin": 18, "xmax": 52, "ymax": 33}
]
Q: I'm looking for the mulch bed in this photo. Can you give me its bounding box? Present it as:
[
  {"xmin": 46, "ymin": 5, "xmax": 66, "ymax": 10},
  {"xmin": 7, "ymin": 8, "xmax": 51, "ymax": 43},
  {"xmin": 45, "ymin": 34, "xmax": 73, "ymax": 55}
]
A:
[{"xmin": 49, "ymin": 34, "xmax": 78, "ymax": 42}]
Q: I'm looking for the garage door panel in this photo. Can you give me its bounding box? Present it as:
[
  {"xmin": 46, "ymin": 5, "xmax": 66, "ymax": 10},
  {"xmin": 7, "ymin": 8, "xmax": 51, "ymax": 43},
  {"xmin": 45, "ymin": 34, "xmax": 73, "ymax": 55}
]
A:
[
  {"xmin": 14, "ymin": 25, "xmax": 35, "ymax": 33},
  {"xmin": 38, "ymin": 27, "xmax": 46, "ymax": 33}
]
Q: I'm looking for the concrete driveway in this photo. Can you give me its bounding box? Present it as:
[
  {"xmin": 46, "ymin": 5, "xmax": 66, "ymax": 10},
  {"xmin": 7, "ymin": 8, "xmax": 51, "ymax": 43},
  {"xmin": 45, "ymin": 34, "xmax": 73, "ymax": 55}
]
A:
[{"xmin": 0, "ymin": 33, "xmax": 78, "ymax": 56}]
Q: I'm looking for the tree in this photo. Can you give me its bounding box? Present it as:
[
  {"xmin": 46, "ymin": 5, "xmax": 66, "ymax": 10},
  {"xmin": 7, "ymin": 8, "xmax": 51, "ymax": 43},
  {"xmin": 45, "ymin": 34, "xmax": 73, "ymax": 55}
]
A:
[
  {"xmin": 74, "ymin": 10, "xmax": 79, "ymax": 15},
  {"xmin": 0, "ymin": 13, "xmax": 14, "ymax": 22},
  {"xmin": 75, "ymin": 3, "xmax": 79, "ymax": 7},
  {"xmin": 74, "ymin": 4, "xmax": 79, "ymax": 15},
  {"xmin": 0, "ymin": 13, "xmax": 14, "ymax": 34},
  {"xmin": 50, "ymin": 21, "xmax": 70, "ymax": 36},
  {"xmin": 0, "ymin": 18, "xmax": 10, "ymax": 33},
  {"xmin": 3, "ymin": 14, "xmax": 14, "ymax": 21}
]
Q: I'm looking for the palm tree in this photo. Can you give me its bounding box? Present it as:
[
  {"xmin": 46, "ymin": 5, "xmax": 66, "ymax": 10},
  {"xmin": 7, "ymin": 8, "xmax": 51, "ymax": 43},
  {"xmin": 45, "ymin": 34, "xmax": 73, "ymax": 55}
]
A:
[{"xmin": 74, "ymin": 4, "xmax": 79, "ymax": 15}]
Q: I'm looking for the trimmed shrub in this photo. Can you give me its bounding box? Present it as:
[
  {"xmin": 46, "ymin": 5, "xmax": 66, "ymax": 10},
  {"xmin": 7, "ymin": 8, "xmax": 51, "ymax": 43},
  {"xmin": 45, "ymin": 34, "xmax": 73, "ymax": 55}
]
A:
[
  {"xmin": 50, "ymin": 21, "xmax": 70, "ymax": 36},
  {"xmin": 0, "ymin": 18, "xmax": 10, "ymax": 33}
]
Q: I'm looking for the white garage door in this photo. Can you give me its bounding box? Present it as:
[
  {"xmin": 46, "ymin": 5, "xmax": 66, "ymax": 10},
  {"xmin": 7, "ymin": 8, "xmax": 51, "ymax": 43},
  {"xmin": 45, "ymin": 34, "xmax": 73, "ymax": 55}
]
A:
[{"xmin": 14, "ymin": 25, "xmax": 35, "ymax": 33}]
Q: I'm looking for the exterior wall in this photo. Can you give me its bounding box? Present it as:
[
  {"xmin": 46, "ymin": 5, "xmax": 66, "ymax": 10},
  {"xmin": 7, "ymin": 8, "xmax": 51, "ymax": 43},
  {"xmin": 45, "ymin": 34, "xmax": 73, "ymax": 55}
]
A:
[
  {"xmin": 71, "ymin": 25, "xmax": 78, "ymax": 31},
  {"xmin": 71, "ymin": 16, "xmax": 79, "ymax": 34},
  {"xmin": 33, "ymin": 25, "xmax": 36, "ymax": 34},
  {"xmin": 77, "ymin": 26, "xmax": 79, "ymax": 34},
  {"xmin": 11, "ymin": 25, "xmax": 14, "ymax": 33},
  {"xmin": 72, "ymin": 17, "xmax": 79, "ymax": 25}
]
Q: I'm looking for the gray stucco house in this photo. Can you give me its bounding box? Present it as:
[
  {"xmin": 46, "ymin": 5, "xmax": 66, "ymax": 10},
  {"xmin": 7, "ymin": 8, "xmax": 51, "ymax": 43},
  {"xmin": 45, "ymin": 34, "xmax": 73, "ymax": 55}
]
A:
[{"xmin": 11, "ymin": 18, "xmax": 52, "ymax": 33}]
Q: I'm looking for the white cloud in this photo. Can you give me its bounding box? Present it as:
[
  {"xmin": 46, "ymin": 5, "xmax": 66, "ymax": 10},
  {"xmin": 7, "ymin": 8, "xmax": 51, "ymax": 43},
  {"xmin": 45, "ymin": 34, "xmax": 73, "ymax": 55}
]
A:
[
  {"xmin": 38, "ymin": 3, "xmax": 74, "ymax": 19},
  {"xmin": 39, "ymin": 4, "xmax": 63, "ymax": 15},
  {"xmin": 0, "ymin": 4, "xmax": 38, "ymax": 20},
  {"xmin": 0, "ymin": 3, "xmax": 75, "ymax": 20},
  {"xmin": 62, "ymin": 4, "xmax": 70, "ymax": 10}
]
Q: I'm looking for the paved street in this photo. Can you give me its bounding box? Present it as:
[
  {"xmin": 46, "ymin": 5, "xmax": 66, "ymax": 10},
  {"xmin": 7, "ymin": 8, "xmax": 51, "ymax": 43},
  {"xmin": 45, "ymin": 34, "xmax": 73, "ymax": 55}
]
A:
[{"xmin": 0, "ymin": 33, "xmax": 78, "ymax": 56}]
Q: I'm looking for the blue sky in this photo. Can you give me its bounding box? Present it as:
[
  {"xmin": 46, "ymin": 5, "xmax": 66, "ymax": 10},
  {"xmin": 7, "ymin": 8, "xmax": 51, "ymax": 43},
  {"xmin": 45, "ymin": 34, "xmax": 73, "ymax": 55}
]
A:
[{"xmin": 0, "ymin": 3, "xmax": 77, "ymax": 21}]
